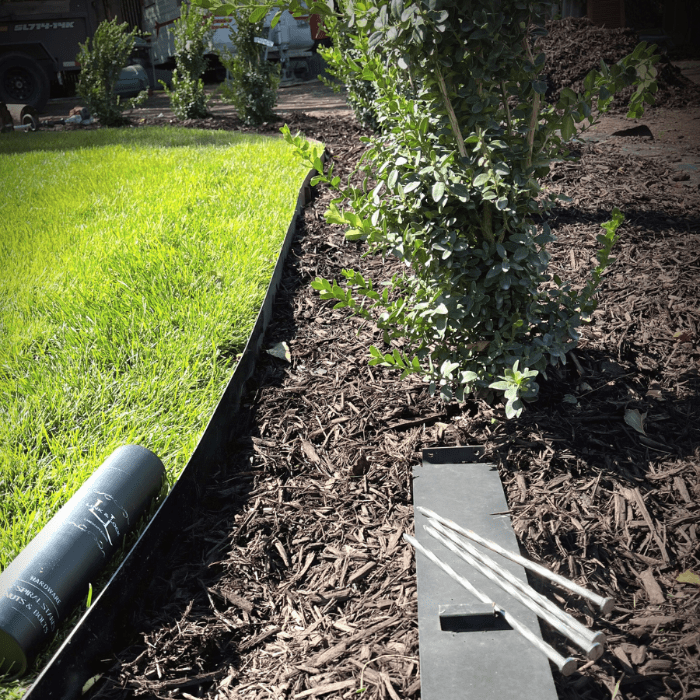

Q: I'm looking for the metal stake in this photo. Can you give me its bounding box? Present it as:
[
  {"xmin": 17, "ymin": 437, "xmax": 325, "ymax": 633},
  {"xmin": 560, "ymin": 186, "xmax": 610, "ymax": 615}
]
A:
[
  {"xmin": 403, "ymin": 534, "xmax": 578, "ymax": 677},
  {"xmin": 427, "ymin": 519, "xmax": 605, "ymax": 648},
  {"xmin": 425, "ymin": 522, "xmax": 604, "ymax": 661},
  {"xmin": 418, "ymin": 506, "xmax": 615, "ymax": 614}
]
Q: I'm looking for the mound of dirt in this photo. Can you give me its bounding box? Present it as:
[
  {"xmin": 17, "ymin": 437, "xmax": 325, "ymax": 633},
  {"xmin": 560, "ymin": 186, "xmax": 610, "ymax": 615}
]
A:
[{"xmin": 540, "ymin": 17, "xmax": 700, "ymax": 110}]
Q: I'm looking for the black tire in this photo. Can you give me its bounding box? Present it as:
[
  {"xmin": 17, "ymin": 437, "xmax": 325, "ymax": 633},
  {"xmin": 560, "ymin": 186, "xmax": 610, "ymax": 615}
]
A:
[{"xmin": 0, "ymin": 54, "xmax": 50, "ymax": 111}]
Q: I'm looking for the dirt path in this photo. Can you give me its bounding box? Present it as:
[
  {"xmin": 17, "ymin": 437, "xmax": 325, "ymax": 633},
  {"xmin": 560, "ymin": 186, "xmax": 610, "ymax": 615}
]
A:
[
  {"xmin": 40, "ymin": 79, "xmax": 352, "ymax": 122},
  {"xmin": 580, "ymin": 107, "xmax": 700, "ymax": 190}
]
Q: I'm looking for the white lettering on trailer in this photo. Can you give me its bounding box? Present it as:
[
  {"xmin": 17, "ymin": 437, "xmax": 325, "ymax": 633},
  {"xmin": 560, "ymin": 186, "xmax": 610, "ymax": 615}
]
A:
[{"xmin": 15, "ymin": 21, "xmax": 75, "ymax": 31}]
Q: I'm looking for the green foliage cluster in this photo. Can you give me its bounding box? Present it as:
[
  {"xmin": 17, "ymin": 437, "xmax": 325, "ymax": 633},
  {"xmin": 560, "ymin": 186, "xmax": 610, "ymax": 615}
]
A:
[
  {"xmin": 76, "ymin": 18, "xmax": 147, "ymax": 126},
  {"xmin": 163, "ymin": 3, "xmax": 214, "ymax": 119},
  {"xmin": 203, "ymin": 0, "xmax": 658, "ymax": 418},
  {"xmin": 218, "ymin": 9, "xmax": 280, "ymax": 125},
  {"xmin": 317, "ymin": 17, "xmax": 380, "ymax": 131}
]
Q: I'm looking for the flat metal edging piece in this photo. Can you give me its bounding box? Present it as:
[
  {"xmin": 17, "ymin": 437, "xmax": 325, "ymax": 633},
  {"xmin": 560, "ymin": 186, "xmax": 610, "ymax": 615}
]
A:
[
  {"xmin": 22, "ymin": 163, "xmax": 319, "ymax": 700},
  {"xmin": 413, "ymin": 446, "xmax": 558, "ymax": 700}
]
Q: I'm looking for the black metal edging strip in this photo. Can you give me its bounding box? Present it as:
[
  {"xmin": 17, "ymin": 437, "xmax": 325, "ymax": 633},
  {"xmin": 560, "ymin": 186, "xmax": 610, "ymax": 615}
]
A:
[{"xmin": 23, "ymin": 156, "xmax": 320, "ymax": 700}]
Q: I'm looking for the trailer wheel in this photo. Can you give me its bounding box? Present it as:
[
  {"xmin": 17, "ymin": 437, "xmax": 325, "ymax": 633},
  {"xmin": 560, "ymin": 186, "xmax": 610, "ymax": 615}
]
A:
[{"xmin": 0, "ymin": 54, "xmax": 50, "ymax": 111}]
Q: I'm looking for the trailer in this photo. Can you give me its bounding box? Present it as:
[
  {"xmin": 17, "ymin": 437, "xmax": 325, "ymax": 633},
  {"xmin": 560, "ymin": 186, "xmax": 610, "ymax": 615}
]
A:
[
  {"xmin": 0, "ymin": 0, "xmax": 102, "ymax": 110},
  {"xmin": 0, "ymin": 0, "xmax": 321, "ymax": 112}
]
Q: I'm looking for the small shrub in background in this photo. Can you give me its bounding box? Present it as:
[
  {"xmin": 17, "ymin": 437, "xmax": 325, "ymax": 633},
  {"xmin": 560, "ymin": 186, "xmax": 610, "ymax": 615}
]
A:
[
  {"xmin": 163, "ymin": 3, "xmax": 213, "ymax": 119},
  {"xmin": 318, "ymin": 29, "xmax": 380, "ymax": 132},
  {"xmin": 313, "ymin": 6, "xmax": 380, "ymax": 132},
  {"xmin": 77, "ymin": 18, "xmax": 147, "ymax": 126},
  {"xmin": 218, "ymin": 9, "xmax": 280, "ymax": 126}
]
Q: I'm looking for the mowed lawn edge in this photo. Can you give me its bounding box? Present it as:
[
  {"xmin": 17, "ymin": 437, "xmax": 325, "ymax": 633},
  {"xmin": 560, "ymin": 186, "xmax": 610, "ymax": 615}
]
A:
[{"xmin": 0, "ymin": 127, "xmax": 316, "ymax": 570}]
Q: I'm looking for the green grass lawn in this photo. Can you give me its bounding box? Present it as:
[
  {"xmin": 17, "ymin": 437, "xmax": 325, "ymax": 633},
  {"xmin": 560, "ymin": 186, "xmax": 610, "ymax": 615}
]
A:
[{"xmin": 0, "ymin": 127, "xmax": 314, "ymax": 572}]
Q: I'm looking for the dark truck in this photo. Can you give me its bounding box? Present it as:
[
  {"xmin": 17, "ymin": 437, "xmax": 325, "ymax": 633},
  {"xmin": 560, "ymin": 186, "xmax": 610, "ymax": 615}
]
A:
[{"xmin": 0, "ymin": 0, "xmax": 138, "ymax": 111}]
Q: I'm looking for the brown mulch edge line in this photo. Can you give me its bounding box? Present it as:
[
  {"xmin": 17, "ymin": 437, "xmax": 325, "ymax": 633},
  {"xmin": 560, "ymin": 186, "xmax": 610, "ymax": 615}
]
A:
[{"xmin": 61, "ymin": 108, "xmax": 700, "ymax": 700}]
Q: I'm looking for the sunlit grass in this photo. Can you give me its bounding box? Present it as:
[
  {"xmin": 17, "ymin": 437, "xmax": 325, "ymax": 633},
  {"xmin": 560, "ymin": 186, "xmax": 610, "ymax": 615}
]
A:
[{"xmin": 0, "ymin": 127, "xmax": 311, "ymax": 572}]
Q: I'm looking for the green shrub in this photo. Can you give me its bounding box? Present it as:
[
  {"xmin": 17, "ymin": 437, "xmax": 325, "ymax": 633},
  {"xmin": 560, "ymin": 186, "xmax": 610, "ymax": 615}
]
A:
[
  {"xmin": 218, "ymin": 9, "xmax": 280, "ymax": 125},
  {"xmin": 76, "ymin": 18, "xmax": 147, "ymax": 127},
  {"xmin": 317, "ymin": 21, "xmax": 380, "ymax": 131},
  {"xmin": 163, "ymin": 3, "xmax": 213, "ymax": 119},
  {"xmin": 210, "ymin": 0, "xmax": 658, "ymax": 418}
]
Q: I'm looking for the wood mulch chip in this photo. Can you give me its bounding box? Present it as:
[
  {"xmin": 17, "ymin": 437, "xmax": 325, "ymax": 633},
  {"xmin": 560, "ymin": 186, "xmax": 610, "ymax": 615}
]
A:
[{"xmin": 88, "ymin": 96, "xmax": 698, "ymax": 700}]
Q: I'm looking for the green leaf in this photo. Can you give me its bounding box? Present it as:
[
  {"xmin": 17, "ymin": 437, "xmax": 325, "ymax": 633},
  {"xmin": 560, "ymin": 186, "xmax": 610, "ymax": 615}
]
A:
[
  {"xmin": 391, "ymin": 0, "xmax": 404, "ymax": 20},
  {"xmin": 368, "ymin": 31, "xmax": 383, "ymax": 48},
  {"xmin": 624, "ymin": 408, "xmax": 647, "ymax": 435},
  {"xmin": 485, "ymin": 265, "xmax": 501, "ymax": 281},
  {"xmin": 249, "ymin": 6, "xmax": 267, "ymax": 22},
  {"xmin": 561, "ymin": 87, "xmax": 577, "ymax": 103},
  {"xmin": 677, "ymin": 570, "xmax": 700, "ymax": 586},
  {"xmin": 311, "ymin": 277, "xmax": 332, "ymax": 292},
  {"xmin": 473, "ymin": 173, "xmax": 490, "ymax": 188},
  {"xmin": 561, "ymin": 114, "xmax": 576, "ymax": 142},
  {"xmin": 505, "ymin": 398, "xmax": 523, "ymax": 419},
  {"xmin": 489, "ymin": 380, "xmax": 510, "ymax": 391},
  {"xmin": 432, "ymin": 181, "xmax": 445, "ymax": 202},
  {"xmin": 440, "ymin": 360, "xmax": 459, "ymax": 377},
  {"xmin": 345, "ymin": 229, "xmax": 366, "ymax": 241}
]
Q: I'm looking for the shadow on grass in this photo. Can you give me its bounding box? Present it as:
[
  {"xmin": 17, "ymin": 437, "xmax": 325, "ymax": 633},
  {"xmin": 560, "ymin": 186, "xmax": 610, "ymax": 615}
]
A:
[{"xmin": 0, "ymin": 126, "xmax": 275, "ymax": 156}]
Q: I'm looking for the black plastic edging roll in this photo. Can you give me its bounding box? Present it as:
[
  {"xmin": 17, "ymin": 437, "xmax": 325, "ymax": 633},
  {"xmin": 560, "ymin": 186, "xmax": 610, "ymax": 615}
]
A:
[{"xmin": 0, "ymin": 445, "xmax": 165, "ymax": 677}]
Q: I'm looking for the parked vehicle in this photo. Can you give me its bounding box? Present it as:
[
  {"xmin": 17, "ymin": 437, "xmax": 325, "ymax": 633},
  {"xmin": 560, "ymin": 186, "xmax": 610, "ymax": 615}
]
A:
[{"xmin": 0, "ymin": 0, "xmax": 323, "ymax": 112}]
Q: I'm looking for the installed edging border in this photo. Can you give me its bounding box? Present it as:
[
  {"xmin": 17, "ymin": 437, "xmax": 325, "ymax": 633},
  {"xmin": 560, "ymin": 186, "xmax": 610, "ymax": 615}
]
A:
[{"xmin": 22, "ymin": 154, "xmax": 320, "ymax": 700}]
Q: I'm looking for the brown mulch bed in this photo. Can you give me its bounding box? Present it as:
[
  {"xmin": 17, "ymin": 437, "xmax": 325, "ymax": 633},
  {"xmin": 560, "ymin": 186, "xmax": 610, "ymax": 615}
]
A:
[
  {"xmin": 76, "ymin": 103, "xmax": 700, "ymax": 700},
  {"xmin": 541, "ymin": 18, "xmax": 700, "ymax": 110}
]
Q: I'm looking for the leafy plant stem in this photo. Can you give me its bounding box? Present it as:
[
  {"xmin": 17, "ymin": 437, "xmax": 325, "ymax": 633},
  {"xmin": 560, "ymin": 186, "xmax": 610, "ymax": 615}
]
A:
[
  {"xmin": 501, "ymin": 80, "xmax": 513, "ymax": 137},
  {"xmin": 523, "ymin": 34, "xmax": 541, "ymax": 167},
  {"xmin": 435, "ymin": 65, "xmax": 467, "ymax": 159}
]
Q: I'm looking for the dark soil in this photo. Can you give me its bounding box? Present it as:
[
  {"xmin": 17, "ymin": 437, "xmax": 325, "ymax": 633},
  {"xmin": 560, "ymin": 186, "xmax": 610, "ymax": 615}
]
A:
[{"xmin": 72, "ymin": 95, "xmax": 700, "ymax": 700}]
